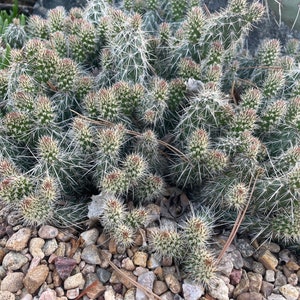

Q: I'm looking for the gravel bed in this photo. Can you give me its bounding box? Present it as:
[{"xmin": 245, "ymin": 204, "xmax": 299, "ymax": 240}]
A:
[{"xmin": 0, "ymin": 202, "xmax": 300, "ymax": 300}]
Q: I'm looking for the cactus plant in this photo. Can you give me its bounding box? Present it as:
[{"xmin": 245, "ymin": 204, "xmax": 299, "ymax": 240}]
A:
[{"xmin": 1, "ymin": 0, "xmax": 300, "ymax": 286}]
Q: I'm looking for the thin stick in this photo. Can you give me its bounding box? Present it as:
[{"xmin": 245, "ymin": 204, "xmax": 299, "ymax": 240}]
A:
[
  {"xmin": 108, "ymin": 260, "xmax": 163, "ymax": 300},
  {"xmin": 216, "ymin": 173, "xmax": 258, "ymax": 263}
]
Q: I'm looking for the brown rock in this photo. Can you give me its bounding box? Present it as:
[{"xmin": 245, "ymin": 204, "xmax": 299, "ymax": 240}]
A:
[
  {"xmin": 108, "ymin": 239, "xmax": 118, "ymax": 255},
  {"xmin": 122, "ymin": 258, "xmax": 135, "ymax": 271},
  {"xmin": 0, "ymin": 247, "xmax": 7, "ymax": 264},
  {"xmin": 1, "ymin": 272, "xmax": 24, "ymax": 293},
  {"xmin": 23, "ymin": 265, "xmax": 49, "ymax": 294},
  {"xmin": 153, "ymin": 280, "xmax": 168, "ymax": 295},
  {"xmin": 85, "ymin": 280, "xmax": 106, "ymax": 299},
  {"xmin": 165, "ymin": 273, "xmax": 181, "ymax": 294},
  {"xmin": 99, "ymin": 250, "xmax": 112, "ymax": 269},
  {"xmin": 5, "ymin": 228, "xmax": 31, "ymax": 251},
  {"xmin": 248, "ymin": 272, "xmax": 262, "ymax": 293},
  {"xmin": 236, "ymin": 292, "xmax": 264, "ymax": 300},
  {"xmin": 133, "ymin": 251, "xmax": 148, "ymax": 268},
  {"xmin": 286, "ymin": 261, "xmax": 300, "ymax": 272},
  {"xmin": 258, "ymin": 250, "xmax": 278, "ymax": 271}
]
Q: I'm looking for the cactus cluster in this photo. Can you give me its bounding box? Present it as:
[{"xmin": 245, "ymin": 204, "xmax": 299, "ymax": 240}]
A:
[{"xmin": 0, "ymin": 0, "xmax": 299, "ymax": 285}]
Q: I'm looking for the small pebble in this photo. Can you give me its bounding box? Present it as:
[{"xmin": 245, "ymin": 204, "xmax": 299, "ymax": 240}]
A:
[
  {"xmin": 2, "ymin": 252, "xmax": 28, "ymax": 271},
  {"xmin": 0, "ymin": 291, "xmax": 16, "ymax": 300},
  {"xmin": 29, "ymin": 238, "xmax": 45, "ymax": 259},
  {"xmin": 81, "ymin": 245, "xmax": 101, "ymax": 265},
  {"xmin": 66, "ymin": 288, "xmax": 79, "ymax": 299},
  {"xmin": 182, "ymin": 280, "xmax": 204, "ymax": 300},
  {"xmin": 97, "ymin": 268, "xmax": 111, "ymax": 283},
  {"xmin": 279, "ymin": 284, "xmax": 299, "ymax": 300},
  {"xmin": 5, "ymin": 228, "xmax": 31, "ymax": 251},
  {"xmin": 80, "ymin": 228, "xmax": 99, "ymax": 246},
  {"xmin": 133, "ymin": 252, "xmax": 148, "ymax": 268},
  {"xmin": 64, "ymin": 273, "xmax": 85, "ymax": 290},
  {"xmin": 38, "ymin": 226, "xmax": 58, "ymax": 239},
  {"xmin": 165, "ymin": 273, "xmax": 181, "ymax": 294},
  {"xmin": 0, "ymin": 272, "xmax": 24, "ymax": 293}
]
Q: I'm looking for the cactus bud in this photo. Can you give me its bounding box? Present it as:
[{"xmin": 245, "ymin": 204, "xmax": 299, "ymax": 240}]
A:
[
  {"xmin": 112, "ymin": 223, "xmax": 135, "ymax": 247},
  {"xmin": 38, "ymin": 136, "xmax": 60, "ymax": 165},
  {"xmin": 123, "ymin": 153, "xmax": 147, "ymax": 183},
  {"xmin": 262, "ymin": 70, "xmax": 285, "ymax": 98},
  {"xmin": 135, "ymin": 174, "xmax": 165, "ymax": 202},
  {"xmin": 34, "ymin": 96, "xmax": 55, "ymax": 126},
  {"xmin": 259, "ymin": 100, "xmax": 286, "ymax": 131},
  {"xmin": 50, "ymin": 31, "xmax": 67, "ymax": 58},
  {"xmin": 178, "ymin": 58, "xmax": 201, "ymax": 80},
  {"xmin": 183, "ymin": 248, "xmax": 216, "ymax": 285},
  {"xmin": 182, "ymin": 214, "xmax": 212, "ymax": 249},
  {"xmin": 100, "ymin": 195, "xmax": 126, "ymax": 230},
  {"xmin": 150, "ymin": 228, "xmax": 182, "ymax": 258},
  {"xmin": 258, "ymin": 39, "xmax": 281, "ymax": 67},
  {"xmin": 48, "ymin": 6, "xmax": 66, "ymax": 33},
  {"xmin": 55, "ymin": 58, "xmax": 77, "ymax": 92},
  {"xmin": 187, "ymin": 129, "xmax": 209, "ymax": 161},
  {"xmin": 27, "ymin": 15, "xmax": 49, "ymax": 39},
  {"xmin": 241, "ymin": 88, "xmax": 262, "ymax": 111},
  {"xmin": 101, "ymin": 169, "xmax": 128, "ymax": 195},
  {"xmin": 225, "ymin": 182, "xmax": 249, "ymax": 210},
  {"xmin": 20, "ymin": 195, "xmax": 53, "ymax": 225},
  {"xmin": 72, "ymin": 117, "xmax": 95, "ymax": 152},
  {"xmin": 205, "ymin": 150, "xmax": 228, "ymax": 173},
  {"xmin": 3, "ymin": 112, "xmax": 31, "ymax": 142},
  {"xmin": 184, "ymin": 6, "xmax": 205, "ymax": 44}
]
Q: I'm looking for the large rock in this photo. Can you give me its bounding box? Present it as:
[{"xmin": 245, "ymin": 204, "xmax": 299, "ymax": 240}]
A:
[
  {"xmin": 23, "ymin": 265, "xmax": 49, "ymax": 294},
  {"xmin": 1, "ymin": 272, "xmax": 24, "ymax": 293},
  {"xmin": 5, "ymin": 228, "xmax": 31, "ymax": 251}
]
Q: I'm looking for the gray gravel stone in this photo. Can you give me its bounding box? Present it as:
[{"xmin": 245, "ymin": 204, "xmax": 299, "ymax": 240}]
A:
[
  {"xmin": 252, "ymin": 261, "xmax": 265, "ymax": 276},
  {"xmin": 80, "ymin": 228, "xmax": 99, "ymax": 246},
  {"xmin": 230, "ymin": 250, "xmax": 244, "ymax": 269},
  {"xmin": 265, "ymin": 270, "xmax": 276, "ymax": 282},
  {"xmin": 208, "ymin": 277, "xmax": 229, "ymax": 300},
  {"xmin": 236, "ymin": 239, "xmax": 255, "ymax": 258},
  {"xmin": 182, "ymin": 280, "xmax": 205, "ymax": 300},
  {"xmin": 218, "ymin": 253, "xmax": 234, "ymax": 277},
  {"xmin": 42, "ymin": 239, "xmax": 58, "ymax": 256},
  {"xmin": 275, "ymin": 271, "xmax": 288, "ymax": 287},
  {"xmin": 261, "ymin": 281, "xmax": 274, "ymax": 298},
  {"xmin": 97, "ymin": 267, "xmax": 111, "ymax": 283},
  {"xmin": 81, "ymin": 245, "xmax": 101, "ymax": 265},
  {"xmin": 136, "ymin": 271, "xmax": 156, "ymax": 300},
  {"xmin": 2, "ymin": 252, "xmax": 28, "ymax": 271}
]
